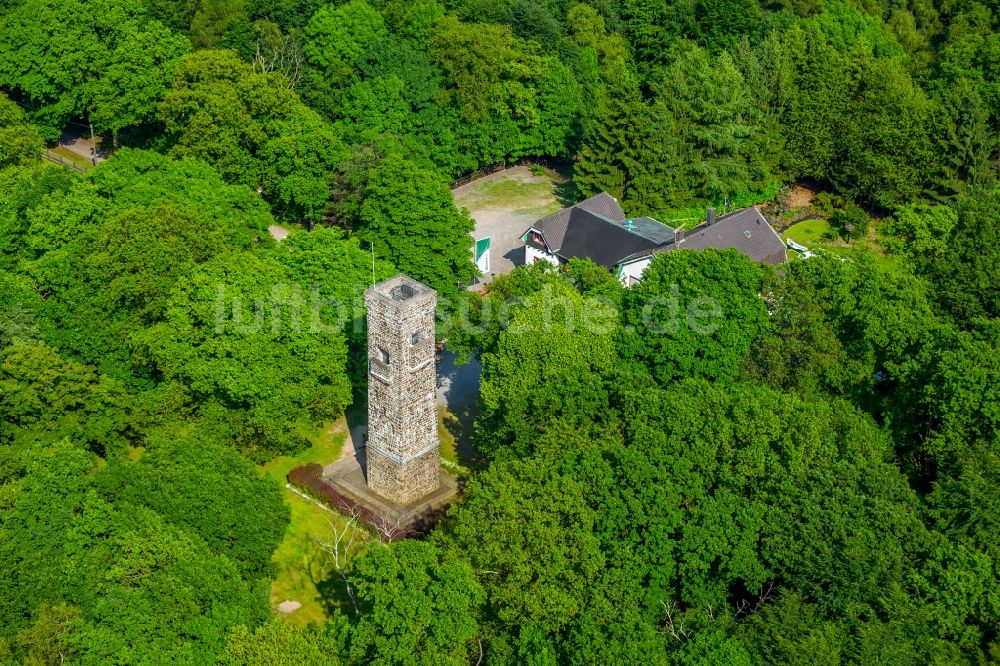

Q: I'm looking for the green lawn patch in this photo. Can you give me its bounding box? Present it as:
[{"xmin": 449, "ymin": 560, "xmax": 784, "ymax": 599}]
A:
[
  {"xmin": 438, "ymin": 406, "xmax": 485, "ymax": 477},
  {"xmin": 260, "ymin": 420, "xmax": 366, "ymax": 627},
  {"xmin": 260, "ymin": 421, "xmax": 346, "ymax": 486},
  {"xmin": 48, "ymin": 146, "xmax": 96, "ymax": 171},
  {"xmin": 455, "ymin": 170, "xmax": 565, "ymax": 219},
  {"xmin": 782, "ymin": 218, "xmax": 905, "ymax": 274},
  {"xmin": 783, "ymin": 217, "xmax": 836, "ymax": 245}
]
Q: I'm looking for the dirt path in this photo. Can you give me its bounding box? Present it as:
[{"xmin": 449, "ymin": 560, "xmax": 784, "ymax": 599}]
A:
[{"xmin": 58, "ymin": 128, "xmax": 107, "ymax": 165}]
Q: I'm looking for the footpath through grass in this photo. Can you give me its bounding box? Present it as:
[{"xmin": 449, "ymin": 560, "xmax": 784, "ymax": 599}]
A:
[
  {"xmin": 47, "ymin": 146, "xmax": 95, "ymax": 171},
  {"xmin": 259, "ymin": 419, "xmax": 364, "ymax": 627}
]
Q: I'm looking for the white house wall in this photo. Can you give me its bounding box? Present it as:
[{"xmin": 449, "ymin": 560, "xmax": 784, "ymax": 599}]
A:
[
  {"xmin": 618, "ymin": 257, "xmax": 652, "ymax": 286},
  {"xmin": 525, "ymin": 244, "xmax": 560, "ymax": 267}
]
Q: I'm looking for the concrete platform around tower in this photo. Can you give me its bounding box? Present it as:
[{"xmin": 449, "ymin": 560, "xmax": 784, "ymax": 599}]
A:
[{"xmin": 322, "ymin": 446, "xmax": 458, "ymax": 525}]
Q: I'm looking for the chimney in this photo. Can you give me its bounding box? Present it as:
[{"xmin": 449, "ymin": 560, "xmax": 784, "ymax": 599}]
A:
[
  {"xmin": 674, "ymin": 226, "xmax": 684, "ymax": 244},
  {"xmin": 707, "ymin": 207, "xmax": 716, "ymax": 226}
]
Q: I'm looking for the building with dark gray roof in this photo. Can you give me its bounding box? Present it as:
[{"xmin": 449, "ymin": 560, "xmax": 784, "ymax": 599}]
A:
[
  {"xmin": 522, "ymin": 192, "xmax": 786, "ymax": 286},
  {"xmin": 668, "ymin": 207, "xmax": 787, "ymax": 266}
]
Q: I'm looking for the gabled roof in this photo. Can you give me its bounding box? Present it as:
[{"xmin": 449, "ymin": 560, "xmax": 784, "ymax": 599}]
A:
[
  {"xmin": 557, "ymin": 209, "xmax": 663, "ymax": 269},
  {"xmin": 528, "ymin": 193, "xmax": 786, "ymax": 270},
  {"xmin": 531, "ymin": 192, "xmax": 626, "ymax": 252},
  {"xmin": 674, "ymin": 207, "xmax": 787, "ymax": 266},
  {"xmin": 619, "ymin": 208, "xmax": 787, "ymax": 267}
]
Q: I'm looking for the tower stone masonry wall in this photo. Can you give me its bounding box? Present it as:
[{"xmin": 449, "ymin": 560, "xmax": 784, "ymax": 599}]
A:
[{"xmin": 365, "ymin": 275, "xmax": 441, "ymax": 505}]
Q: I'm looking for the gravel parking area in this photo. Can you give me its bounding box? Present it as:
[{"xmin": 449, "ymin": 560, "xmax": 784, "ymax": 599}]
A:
[{"xmin": 453, "ymin": 166, "xmax": 567, "ymax": 284}]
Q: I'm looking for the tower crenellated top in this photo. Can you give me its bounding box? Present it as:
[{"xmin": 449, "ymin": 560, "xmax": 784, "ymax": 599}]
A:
[{"xmin": 366, "ymin": 275, "xmax": 436, "ymax": 311}]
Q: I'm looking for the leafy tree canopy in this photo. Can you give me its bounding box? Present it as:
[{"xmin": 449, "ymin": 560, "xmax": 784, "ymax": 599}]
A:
[
  {"xmin": 135, "ymin": 251, "xmax": 352, "ymax": 459},
  {"xmin": 621, "ymin": 249, "xmax": 772, "ymax": 384},
  {"xmin": 347, "ymin": 540, "xmax": 484, "ymax": 665},
  {"xmin": 357, "ymin": 154, "xmax": 476, "ymax": 298},
  {"xmin": 0, "ymin": 0, "xmax": 189, "ymax": 138},
  {"xmin": 0, "ymin": 94, "xmax": 43, "ymax": 169},
  {"xmin": 161, "ymin": 49, "xmax": 347, "ymax": 224}
]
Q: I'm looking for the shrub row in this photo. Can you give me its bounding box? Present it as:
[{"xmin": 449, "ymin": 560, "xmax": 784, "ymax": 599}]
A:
[{"xmin": 287, "ymin": 463, "xmax": 447, "ymax": 541}]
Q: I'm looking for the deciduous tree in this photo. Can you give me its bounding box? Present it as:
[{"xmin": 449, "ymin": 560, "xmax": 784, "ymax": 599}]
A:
[{"xmin": 358, "ymin": 155, "xmax": 476, "ymax": 297}]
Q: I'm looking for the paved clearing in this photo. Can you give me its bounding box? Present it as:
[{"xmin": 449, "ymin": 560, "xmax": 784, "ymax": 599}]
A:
[
  {"xmin": 453, "ymin": 166, "xmax": 567, "ymax": 284},
  {"xmin": 268, "ymin": 224, "xmax": 291, "ymax": 243}
]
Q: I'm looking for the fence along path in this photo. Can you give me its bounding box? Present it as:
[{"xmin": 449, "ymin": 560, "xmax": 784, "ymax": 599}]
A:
[{"xmin": 42, "ymin": 148, "xmax": 87, "ymax": 173}]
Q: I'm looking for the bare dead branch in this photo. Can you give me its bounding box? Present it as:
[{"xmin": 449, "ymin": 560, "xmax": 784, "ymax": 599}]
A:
[
  {"xmin": 314, "ymin": 507, "xmax": 366, "ymax": 615},
  {"xmin": 252, "ymin": 36, "xmax": 303, "ymax": 89},
  {"xmin": 661, "ymin": 601, "xmax": 692, "ymax": 642},
  {"xmin": 371, "ymin": 508, "xmax": 406, "ymax": 543}
]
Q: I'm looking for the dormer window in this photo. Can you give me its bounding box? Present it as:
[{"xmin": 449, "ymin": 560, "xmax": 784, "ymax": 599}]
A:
[{"xmin": 530, "ymin": 231, "xmax": 544, "ymax": 246}]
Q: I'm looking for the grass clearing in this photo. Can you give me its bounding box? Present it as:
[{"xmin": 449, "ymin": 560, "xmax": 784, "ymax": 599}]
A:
[
  {"xmin": 783, "ymin": 217, "xmax": 837, "ymax": 246},
  {"xmin": 49, "ymin": 145, "xmax": 95, "ymax": 171},
  {"xmin": 260, "ymin": 420, "xmax": 346, "ymax": 486},
  {"xmin": 438, "ymin": 405, "xmax": 484, "ymax": 477},
  {"xmin": 782, "ymin": 217, "xmax": 904, "ymax": 273},
  {"xmin": 260, "ymin": 419, "xmax": 366, "ymax": 627},
  {"xmin": 455, "ymin": 170, "xmax": 566, "ymax": 220}
]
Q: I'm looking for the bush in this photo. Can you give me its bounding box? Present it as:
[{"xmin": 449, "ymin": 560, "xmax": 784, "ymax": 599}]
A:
[{"xmin": 831, "ymin": 205, "xmax": 870, "ymax": 241}]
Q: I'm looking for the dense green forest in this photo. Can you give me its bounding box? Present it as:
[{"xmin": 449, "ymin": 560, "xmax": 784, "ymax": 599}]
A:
[{"xmin": 0, "ymin": 0, "xmax": 998, "ymax": 661}]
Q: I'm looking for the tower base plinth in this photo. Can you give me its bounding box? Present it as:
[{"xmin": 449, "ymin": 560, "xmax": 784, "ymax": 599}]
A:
[{"xmin": 322, "ymin": 446, "xmax": 457, "ymax": 537}]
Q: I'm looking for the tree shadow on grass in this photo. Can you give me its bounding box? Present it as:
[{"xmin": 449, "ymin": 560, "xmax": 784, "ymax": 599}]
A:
[
  {"xmin": 439, "ymin": 403, "xmax": 486, "ymax": 476},
  {"xmin": 554, "ymin": 178, "xmax": 582, "ymax": 207},
  {"xmin": 313, "ymin": 568, "xmax": 358, "ymax": 619}
]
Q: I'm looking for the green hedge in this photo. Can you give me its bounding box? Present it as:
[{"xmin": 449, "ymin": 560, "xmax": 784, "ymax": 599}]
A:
[{"xmin": 656, "ymin": 182, "xmax": 783, "ymax": 228}]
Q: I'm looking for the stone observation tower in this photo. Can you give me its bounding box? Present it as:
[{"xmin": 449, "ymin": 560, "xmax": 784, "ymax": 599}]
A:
[{"xmin": 364, "ymin": 275, "xmax": 441, "ymax": 505}]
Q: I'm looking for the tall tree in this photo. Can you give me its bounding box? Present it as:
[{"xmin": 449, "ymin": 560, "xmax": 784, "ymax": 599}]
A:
[
  {"xmin": 99, "ymin": 436, "xmax": 291, "ymax": 580},
  {"xmin": 0, "ymin": 94, "xmax": 43, "ymax": 168},
  {"xmin": 348, "ymin": 541, "xmax": 484, "ymax": 665},
  {"xmin": 161, "ymin": 49, "xmax": 346, "ymax": 225},
  {"xmin": 0, "ymin": 340, "xmax": 132, "ymax": 458},
  {"xmin": 0, "ymin": 0, "xmax": 189, "ymax": 138},
  {"xmin": 358, "ymin": 155, "xmax": 476, "ymax": 298},
  {"xmin": 0, "ymin": 441, "xmax": 265, "ymax": 664},
  {"xmin": 135, "ymin": 252, "xmax": 352, "ymax": 459},
  {"xmin": 17, "ymin": 149, "xmax": 272, "ymax": 380},
  {"xmin": 650, "ymin": 45, "xmax": 761, "ymax": 205},
  {"xmin": 621, "ymin": 249, "xmax": 772, "ymax": 384},
  {"xmin": 478, "ymin": 280, "xmax": 620, "ymax": 457},
  {"xmin": 574, "ymin": 80, "xmax": 669, "ymax": 212}
]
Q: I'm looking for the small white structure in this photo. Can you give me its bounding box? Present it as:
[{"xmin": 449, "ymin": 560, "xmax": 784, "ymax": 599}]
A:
[
  {"xmin": 616, "ymin": 256, "xmax": 653, "ymax": 287},
  {"xmin": 524, "ymin": 235, "xmax": 560, "ymax": 267},
  {"xmin": 474, "ymin": 237, "xmax": 491, "ymax": 274},
  {"xmin": 787, "ymin": 238, "xmax": 808, "ymax": 253}
]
